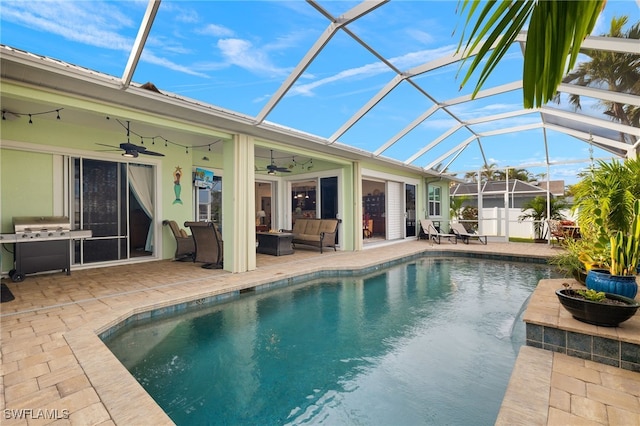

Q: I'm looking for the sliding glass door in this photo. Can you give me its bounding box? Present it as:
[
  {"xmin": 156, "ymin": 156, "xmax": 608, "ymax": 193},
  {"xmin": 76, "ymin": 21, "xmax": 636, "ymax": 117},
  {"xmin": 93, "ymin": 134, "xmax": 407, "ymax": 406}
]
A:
[{"xmin": 72, "ymin": 158, "xmax": 156, "ymax": 264}]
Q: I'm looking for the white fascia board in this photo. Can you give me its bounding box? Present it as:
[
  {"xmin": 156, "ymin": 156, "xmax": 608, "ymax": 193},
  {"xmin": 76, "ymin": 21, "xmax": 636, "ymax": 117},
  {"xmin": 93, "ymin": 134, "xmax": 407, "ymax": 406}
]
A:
[{"xmin": 1, "ymin": 46, "xmax": 121, "ymax": 89}]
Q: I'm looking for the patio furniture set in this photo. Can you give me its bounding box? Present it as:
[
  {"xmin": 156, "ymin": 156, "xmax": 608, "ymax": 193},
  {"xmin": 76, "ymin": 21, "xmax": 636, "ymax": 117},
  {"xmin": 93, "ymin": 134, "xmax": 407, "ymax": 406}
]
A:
[{"xmin": 164, "ymin": 218, "xmax": 340, "ymax": 265}]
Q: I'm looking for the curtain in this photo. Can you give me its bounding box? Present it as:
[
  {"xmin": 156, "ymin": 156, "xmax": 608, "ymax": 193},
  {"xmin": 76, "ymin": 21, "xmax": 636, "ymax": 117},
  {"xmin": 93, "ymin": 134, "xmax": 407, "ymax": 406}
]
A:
[{"xmin": 129, "ymin": 164, "xmax": 155, "ymax": 252}]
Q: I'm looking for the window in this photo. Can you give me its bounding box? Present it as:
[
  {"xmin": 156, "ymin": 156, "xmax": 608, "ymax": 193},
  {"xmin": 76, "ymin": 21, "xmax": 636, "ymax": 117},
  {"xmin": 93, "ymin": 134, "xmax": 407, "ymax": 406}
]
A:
[{"xmin": 428, "ymin": 186, "xmax": 441, "ymax": 217}]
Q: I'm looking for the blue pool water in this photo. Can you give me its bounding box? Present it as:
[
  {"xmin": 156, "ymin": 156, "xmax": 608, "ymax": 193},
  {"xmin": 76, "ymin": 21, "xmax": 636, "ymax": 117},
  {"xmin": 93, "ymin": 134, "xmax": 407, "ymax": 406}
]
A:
[{"xmin": 104, "ymin": 257, "xmax": 557, "ymax": 425}]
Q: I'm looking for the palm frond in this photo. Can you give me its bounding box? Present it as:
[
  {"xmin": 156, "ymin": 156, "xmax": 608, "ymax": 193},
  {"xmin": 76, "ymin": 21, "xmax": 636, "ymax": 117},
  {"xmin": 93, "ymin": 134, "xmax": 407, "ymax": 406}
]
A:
[{"xmin": 457, "ymin": 0, "xmax": 605, "ymax": 108}]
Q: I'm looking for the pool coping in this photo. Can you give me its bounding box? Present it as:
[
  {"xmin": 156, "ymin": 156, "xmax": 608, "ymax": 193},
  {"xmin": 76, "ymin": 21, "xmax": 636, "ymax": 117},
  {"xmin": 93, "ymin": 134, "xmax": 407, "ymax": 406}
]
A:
[
  {"xmin": 64, "ymin": 250, "xmax": 550, "ymax": 425},
  {"xmin": 497, "ymin": 278, "xmax": 640, "ymax": 424}
]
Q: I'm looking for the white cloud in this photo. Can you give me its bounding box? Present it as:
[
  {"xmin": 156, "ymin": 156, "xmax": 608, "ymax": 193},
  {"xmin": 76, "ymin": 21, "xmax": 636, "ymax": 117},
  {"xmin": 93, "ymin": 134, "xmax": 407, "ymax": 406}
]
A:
[
  {"xmin": 1, "ymin": 0, "xmax": 135, "ymax": 50},
  {"xmin": 217, "ymin": 38, "xmax": 289, "ymax": 77},
  {"xmin": 291, "ymin": 62, "xmax": 388, "ymax": 96},
  {"xmin": 290, "ymin": 45, "xmax": 458, "ymax": 97},
  {"xmin": 406, "ymin": 29, "xmax": 436, "ymax": 45},
  {"xmin": 197, "ymin": 24, "xmax": 235, "ymax": 38},
  {"xmin": 141, "ymin": 51, "xmax": 210, "ymax": 78}
]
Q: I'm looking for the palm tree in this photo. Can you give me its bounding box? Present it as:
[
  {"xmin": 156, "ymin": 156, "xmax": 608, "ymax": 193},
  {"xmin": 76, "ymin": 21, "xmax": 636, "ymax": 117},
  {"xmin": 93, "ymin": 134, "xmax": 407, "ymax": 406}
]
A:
[
  {"xmin": 495, "ymin": 167, "xmax": 534, "ymax": 182},
  {"xmin": 456, "ymin": 0, "xmax": 605, "ymax": 108},
  {"xmin": 518, "ymin": 196, "xmax": 567, "ymax": 240},
  {"xmin": 450, "ymin": 195, "xmax": 468, "ymax": 220},
  {"xmin": 463, "ymin": 170, "xmax": 478, "ymax": 182},
  {"xmin": 463, "ymin": 162, "xmax": 498, "ymax": 182},
  {"xmin": 557, "ymin": 16, "xmax": 640, "ymax": 144}
]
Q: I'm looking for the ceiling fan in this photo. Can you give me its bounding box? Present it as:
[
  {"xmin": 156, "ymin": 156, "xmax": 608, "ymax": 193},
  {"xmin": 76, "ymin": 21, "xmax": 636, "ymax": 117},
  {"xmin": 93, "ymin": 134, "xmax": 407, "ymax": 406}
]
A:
[
  {"xmin": 256, "ymin": 150, "xmax": 291, "ymax": 174},
  {"xmin": 96, "ymin": 121, "xmax": 164, "ymax": 158}
]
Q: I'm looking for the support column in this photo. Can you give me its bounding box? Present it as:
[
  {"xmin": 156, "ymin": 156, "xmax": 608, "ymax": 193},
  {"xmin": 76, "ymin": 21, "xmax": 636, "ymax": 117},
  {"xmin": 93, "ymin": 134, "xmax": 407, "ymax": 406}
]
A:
[
  {"xmin": 353, "ymin": 161, "xmax": 363, "ymax": 251},
  {"xmin": 222, "ymin": 135, "xmax": 256, "ymax": 273}
]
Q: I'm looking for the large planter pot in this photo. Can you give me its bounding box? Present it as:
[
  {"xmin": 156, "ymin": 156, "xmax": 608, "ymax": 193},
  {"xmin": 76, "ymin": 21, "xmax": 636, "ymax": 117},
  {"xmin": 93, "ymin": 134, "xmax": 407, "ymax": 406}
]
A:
[
  {"xmin": 572, "ymin": 269, "xmax": 588, "ymax": 285},
  {"xmin": 556, "ymin": 289, "xmax": 640, "ymax": 327},
  {"xmin": 585, "ymin": 269, "xmax": 638, "ymax": 299}
]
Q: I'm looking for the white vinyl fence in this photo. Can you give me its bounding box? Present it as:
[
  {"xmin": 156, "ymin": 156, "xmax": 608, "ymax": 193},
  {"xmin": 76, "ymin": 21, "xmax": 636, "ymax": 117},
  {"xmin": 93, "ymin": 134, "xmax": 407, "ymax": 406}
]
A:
[{"xmin": 457, "ymin": 208, "xmax": 577, "ymax": 240}]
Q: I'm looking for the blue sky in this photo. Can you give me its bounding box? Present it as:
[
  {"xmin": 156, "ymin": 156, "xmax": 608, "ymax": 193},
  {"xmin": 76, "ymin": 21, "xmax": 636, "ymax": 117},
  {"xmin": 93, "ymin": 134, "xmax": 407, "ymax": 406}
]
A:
[{"xmin": 1, "ymin": 0, "xmax": 638, "ymax": 185}]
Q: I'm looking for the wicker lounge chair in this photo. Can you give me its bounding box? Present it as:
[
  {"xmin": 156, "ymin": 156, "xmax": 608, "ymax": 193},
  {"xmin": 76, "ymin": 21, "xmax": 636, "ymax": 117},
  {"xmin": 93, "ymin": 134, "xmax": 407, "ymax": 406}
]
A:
[
  {"xmin": 184, "ymin": 221, "xmax": 224, "ymax": 269},
  {"xmin": 162, "ymin": 220, "xmax": 195, "ymax": 261}
]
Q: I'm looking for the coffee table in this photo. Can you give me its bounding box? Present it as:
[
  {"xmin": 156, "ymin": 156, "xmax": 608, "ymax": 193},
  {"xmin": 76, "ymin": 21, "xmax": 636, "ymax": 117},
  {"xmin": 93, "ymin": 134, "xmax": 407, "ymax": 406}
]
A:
[{"xmin": 256, "ymin": 232, "xmax": 294, "ymax": 256}]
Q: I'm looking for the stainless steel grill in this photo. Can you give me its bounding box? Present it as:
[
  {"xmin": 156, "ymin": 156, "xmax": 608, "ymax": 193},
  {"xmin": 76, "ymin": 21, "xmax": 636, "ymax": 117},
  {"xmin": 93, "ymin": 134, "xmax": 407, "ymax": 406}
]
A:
[{"xmin": 1, "ymin": 216, "xmax": 92, "ymax": 282}]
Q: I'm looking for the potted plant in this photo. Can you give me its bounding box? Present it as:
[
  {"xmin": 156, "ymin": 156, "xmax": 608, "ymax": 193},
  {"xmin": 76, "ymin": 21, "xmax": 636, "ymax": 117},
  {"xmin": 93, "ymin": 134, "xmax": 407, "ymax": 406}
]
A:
[
  {"xmin": 556, "ymin": 285, "xmax": 640, "ymax": 327},
  {"xmin": 548, "ymin": 238, "xmax": 589, "ymax": 284},
  {"xmin": 582, "ymin": 199, "xmax": 640, "ymax": 299}
]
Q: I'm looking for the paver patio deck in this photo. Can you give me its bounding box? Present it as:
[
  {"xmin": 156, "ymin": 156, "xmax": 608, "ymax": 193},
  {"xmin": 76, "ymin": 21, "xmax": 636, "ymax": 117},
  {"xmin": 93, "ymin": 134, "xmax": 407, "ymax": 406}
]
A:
[{"xmin": 1, "ymin": 240, "xmax": 638, "ymax": 425}]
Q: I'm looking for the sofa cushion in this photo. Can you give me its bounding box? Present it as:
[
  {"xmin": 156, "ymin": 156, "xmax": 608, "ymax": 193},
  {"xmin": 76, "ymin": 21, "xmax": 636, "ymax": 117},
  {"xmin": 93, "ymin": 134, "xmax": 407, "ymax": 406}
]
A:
[
  {"xmin": 319, "ymin": 219, "xmax": 338, "ymax": 234},
  {"xmin": 292, "ymin": 219, "xmax": 308, "ymax": 234},
  {"xmin": 295, "ymin": 233, "xmax": 319, "ymax": 242},
  {"xmin": 304, "ymin": 220, "xmax": 322, "ymax": 236}
]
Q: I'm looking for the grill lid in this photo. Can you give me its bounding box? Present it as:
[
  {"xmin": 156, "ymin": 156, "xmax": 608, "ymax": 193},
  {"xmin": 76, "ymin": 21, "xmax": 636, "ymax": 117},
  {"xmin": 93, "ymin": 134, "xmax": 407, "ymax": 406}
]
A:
[{"xmin": 13, "ymin": 216, "xmax": 71, "ymax": 233}]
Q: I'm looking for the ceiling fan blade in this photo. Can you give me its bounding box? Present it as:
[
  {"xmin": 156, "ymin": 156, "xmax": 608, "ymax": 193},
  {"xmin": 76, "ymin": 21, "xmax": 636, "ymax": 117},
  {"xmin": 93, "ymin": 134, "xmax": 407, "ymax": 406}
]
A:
[
  {"xmin": 120, "ymin": 142, "xmax": 146, "ymax": 152},
  {"xmin": 96, "ymin": 143, "xmax": 120, "ymax": 149}
]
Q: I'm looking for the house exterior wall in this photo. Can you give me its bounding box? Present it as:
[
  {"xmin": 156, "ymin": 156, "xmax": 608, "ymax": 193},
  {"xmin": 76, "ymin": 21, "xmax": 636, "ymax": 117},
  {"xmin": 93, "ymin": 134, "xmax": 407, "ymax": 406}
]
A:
[{"xmin": 0, "ymin": 80, "xmax": 450, "ymax": 274}]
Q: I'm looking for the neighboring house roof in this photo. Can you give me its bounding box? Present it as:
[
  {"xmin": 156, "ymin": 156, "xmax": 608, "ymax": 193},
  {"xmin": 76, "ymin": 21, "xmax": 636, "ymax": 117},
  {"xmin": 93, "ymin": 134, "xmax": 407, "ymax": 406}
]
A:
[
  {"xmin": 534, "ymin": 180, "xmax": 566, "ymax": 197},
  {"xmin": 451, "ymin": 179, "xmax": 551, "ymax": 197}
]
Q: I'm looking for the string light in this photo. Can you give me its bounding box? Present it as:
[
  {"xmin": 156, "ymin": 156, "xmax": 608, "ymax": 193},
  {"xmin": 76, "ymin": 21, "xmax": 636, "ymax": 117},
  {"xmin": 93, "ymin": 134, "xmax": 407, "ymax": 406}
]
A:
[
  {"xmin": 4, "ymin": 110, "xmax": 220, "ymax": 157},
  {"xmin": 1, "ymin": 108, "xmax": 63, "ymax": 123},
  {"xmin": 110, "ymin": 118, "xmax": 223, "ymax": 156}
]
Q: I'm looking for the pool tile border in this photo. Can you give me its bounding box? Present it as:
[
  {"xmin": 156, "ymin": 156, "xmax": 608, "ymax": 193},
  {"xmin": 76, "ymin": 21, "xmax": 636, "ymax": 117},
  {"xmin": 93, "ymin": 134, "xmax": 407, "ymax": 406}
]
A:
[
  {"xmin": 526, "ymin": 323, "xmax": 640, "ymax": 372},
  {"xmin": 99, "ymin": 251, "xmax": 549, "ymax": 342}
]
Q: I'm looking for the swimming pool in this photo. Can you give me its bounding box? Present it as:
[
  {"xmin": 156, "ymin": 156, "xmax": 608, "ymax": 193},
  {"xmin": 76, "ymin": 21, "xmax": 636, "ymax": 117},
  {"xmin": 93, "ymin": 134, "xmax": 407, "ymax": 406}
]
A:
[{"xmin": 104, "ymin": 257, "xmax": 557, "ymax": 425}]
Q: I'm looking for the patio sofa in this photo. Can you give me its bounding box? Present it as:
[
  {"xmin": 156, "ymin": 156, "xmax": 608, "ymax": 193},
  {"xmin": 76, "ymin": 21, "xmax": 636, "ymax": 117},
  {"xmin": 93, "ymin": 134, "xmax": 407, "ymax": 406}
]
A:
[{"xmin": 284, "ymin": 218, "xmax": 340, "ymax": 253}]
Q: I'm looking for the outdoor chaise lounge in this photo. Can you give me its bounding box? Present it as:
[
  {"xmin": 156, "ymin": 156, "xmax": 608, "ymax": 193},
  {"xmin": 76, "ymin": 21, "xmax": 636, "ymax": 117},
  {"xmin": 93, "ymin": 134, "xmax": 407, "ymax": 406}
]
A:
[
  {"xmin": 420, "ymin": 219, "xmax": 457, "ymax": 244},
  {"xmin": 450, "ymin": 222, "xmax": 488, "ymax": 245},
  {"xmin": 184, "ymin": 221, "xmax": 224, "ymax": 269}
]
